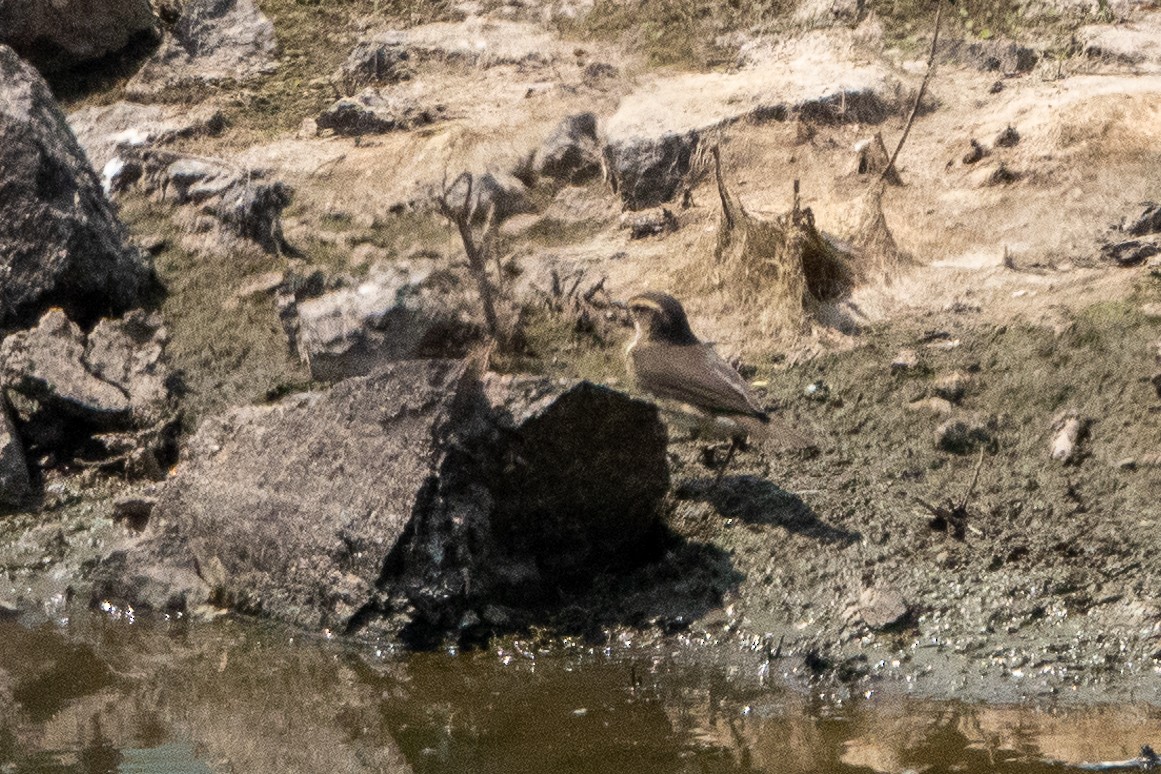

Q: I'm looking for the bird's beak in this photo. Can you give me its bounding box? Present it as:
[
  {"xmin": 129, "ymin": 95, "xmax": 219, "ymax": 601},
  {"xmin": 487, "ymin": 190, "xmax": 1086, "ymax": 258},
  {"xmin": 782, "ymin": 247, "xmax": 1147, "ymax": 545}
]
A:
[{"xmin": 610, "ymin": 299, "xmax": 629, "ymax": 310}]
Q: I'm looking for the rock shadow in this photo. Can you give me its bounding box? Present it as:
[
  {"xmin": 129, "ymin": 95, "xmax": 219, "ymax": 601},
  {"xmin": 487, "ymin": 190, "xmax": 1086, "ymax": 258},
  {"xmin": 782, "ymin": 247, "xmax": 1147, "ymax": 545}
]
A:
[
  {"xmin": 680, "ymin": 475, "xmax": 860, "ymax": 546},
  {"xmin": 401, "ymin": 521, "xmax": 745, "ymax": 648}
]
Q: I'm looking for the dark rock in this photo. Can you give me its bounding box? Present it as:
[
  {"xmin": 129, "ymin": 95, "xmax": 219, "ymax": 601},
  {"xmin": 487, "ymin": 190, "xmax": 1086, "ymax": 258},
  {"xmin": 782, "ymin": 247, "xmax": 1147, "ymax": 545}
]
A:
[
  {"xmin": 92, "ymin": 361, "xmax": 669, "ymax": 635},
  {"xmin": 624, "ymin": 207, "xmax": 678, "ymax": 239},
  {"xmin": 0, "ymin": 396, "xmax": 31, "ymax": 507},
  {"xmin": 1124, "ymin": 202, "xmax": 1161, "ymax": 237},
  {"xmin": 125, "ymin": 0, "xmax": 277, "ymax": 98},
  {"xmin": 333, "ymin": 40, "xmax": 412, "ymax": 91},
  {"xmin": 292, "ymin": 261, "xmax": 481, "ymax": 381},
  {"xmin": 0, "ymin": 45, "xmax": 154, "ymax": 331},
  {"xmin": 1152, "ymin": 371, "xmax": 1161, "ymax": 399},
  {"xmin": 962, "ymin": 138, "xmax": 988, "ymax": 165},
  {"xmin": 583, "ymin": 61, "xmax": 619, "ymax": 83},
  {"xmin": 483, "ymin": 375, "xmax": 669, "ymax": 578},
  {"xmin": 939, "ymin": 38, "xmax": 1038, "ymax": 74},
  {"xmin": 532, "ymin": 112, "xmax": 602, "ymax": 185},
  {"xmin": 0, "ymin": 0, "xmax": 157, "ymax": 72},
  {"xmin": 606, "ymin": 131, "xmax": 698, "ymax": 211},
  {"xmin": 112, "ymin": 494, "xmax": 157, "ymax": 531},
  {"xmin": 978, "ymin": 162, "xmax": 1020, "ymax": 186},
  {"xmin": 1102, "ymin": 240, "xmax": 1161, "ymax": 267},
  {"xmin": 316, "ymin": 88, "xmax": 444, "ymax": 136},
  {"xmin": 935, "ymin": 416, "xmax": 994, "ymax": 453},
  {"xmin": 994, "ymin": 125, "xmax": 1020, "ymax": 148}
]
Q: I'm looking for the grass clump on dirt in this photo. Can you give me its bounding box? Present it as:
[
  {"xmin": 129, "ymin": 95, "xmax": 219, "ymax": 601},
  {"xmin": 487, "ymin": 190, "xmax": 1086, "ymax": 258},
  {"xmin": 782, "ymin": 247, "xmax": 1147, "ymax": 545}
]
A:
[
  {"xmin": 560, "ymin": 0, "xmax": 793, "ymax": 69},
  {"xmin": 118, "ymin": 197, "xmax": 307, "ymax": 429}
]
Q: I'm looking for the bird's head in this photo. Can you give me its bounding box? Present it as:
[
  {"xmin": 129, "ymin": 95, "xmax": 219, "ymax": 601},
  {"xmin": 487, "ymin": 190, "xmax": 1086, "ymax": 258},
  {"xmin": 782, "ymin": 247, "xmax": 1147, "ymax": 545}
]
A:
[{"xmin": 625, "ymin": 291, "xmax": 699, "ymax": 345}]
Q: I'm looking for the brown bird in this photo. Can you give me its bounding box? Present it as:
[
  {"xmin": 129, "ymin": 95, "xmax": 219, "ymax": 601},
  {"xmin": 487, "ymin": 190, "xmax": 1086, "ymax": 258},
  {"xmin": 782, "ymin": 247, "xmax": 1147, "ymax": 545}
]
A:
[{"xmin": 624, "ymin": 291, "xmax": 812, "ymax": 478}]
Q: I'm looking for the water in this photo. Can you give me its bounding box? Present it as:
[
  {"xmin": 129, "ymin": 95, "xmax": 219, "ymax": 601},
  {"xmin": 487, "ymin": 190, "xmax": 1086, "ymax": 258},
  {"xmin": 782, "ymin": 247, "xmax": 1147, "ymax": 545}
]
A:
[{"xmin": 1, "ymin": 616, "xmax": 1158, "ymax": 773}]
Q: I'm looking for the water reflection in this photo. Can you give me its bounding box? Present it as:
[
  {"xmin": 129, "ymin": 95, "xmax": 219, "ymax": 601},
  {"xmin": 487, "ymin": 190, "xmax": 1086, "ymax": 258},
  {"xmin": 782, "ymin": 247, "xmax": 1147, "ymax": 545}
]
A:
[{"xmin": 0, "ymin": 617, "xmax": 1158, "ymax": 774}]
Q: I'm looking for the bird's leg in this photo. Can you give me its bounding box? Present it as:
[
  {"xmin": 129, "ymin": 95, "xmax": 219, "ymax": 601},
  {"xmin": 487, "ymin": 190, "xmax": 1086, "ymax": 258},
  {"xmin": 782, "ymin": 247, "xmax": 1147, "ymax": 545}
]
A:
[{"xmin": 711, "ymin": 437, "xmax": 741, "ymax": 488}]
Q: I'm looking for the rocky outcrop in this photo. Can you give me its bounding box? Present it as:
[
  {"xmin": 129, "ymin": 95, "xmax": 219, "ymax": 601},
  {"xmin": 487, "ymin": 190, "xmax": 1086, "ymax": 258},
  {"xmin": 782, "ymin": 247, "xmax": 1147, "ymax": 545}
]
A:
[
  {"xmin": 531, "ymin": 113, "xmax": 603, "ymax": 185},
  {"xmin": 603, "ymin": 30, "xmax": 897, "ymax": 208},
  {"xmin": 0, "ymin": 398, "xmax": 30, "ymax": 507},
  {"xmin": 68, "ymin": 101, "xmax": 227, "ymax": 184},
  {"xmin": 0, "ymin": 309, "xmax": 175, "ymax": 475},
  {"xmin": 0, "ymin": 45, "xmax": 154, "ymax": 331},
  {"xmin": 315, "ymin": 89, "xmax": 445, "ymax": 136},
  {"xmin": 0, "ymin": 0, "xmax": 157, "ymax": 72},
  {"xmin": 119, "ymin": 150, "xmax": 292, "ymax": 253},
  {"xmin": 332, "ymin": 39, "xmax": 413, "ymax": 91},
  {"xmin": 92, "ymin": 361, "xmax": 670, "ymax": 640},
  {"xmin": 292, "ymin": 261, "xmax": 480, "ymax": 382},
  {"xmin": 937, "ymin": 38, "xmax": 1039, "ymax": 74},
  {"xmin": 126, "ymin": 0, "xmax": 277, "ymax": 99}
]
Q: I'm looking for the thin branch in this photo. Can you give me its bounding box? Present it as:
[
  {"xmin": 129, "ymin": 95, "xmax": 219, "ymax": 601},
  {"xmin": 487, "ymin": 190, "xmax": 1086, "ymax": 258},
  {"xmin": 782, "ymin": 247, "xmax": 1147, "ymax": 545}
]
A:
[{"xmin": 881, "ymin": 2, "xmax": 944, "ymax": 184}]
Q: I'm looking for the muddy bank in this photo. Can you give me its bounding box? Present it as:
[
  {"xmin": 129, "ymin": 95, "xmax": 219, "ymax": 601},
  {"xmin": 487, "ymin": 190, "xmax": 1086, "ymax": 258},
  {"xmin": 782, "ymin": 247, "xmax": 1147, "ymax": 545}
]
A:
[{"xmin": 1, "ymin": 0, "xmax": 1161, "ymax": 711}]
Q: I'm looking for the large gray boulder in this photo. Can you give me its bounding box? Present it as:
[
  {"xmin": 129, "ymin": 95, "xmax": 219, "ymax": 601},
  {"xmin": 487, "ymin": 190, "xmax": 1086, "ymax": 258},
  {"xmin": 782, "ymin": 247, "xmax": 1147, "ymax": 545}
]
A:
[
  {"xmin": 126, "ymin": 0, "xmax": 277, "ymax": 99},
  {"xmin": 0, "ymin": 45, "xmax": 154, "ymax": 331},
  {"xmin": 0, "ymin": 397, "xmax": 30, "ymax": 508},
  {"xmin": 93, "ymin": 361, "xmax": 670, "ymax": 638},
  {"xmin": 0, "ymin": 0, "xmax": 157, "ymax": 72}
]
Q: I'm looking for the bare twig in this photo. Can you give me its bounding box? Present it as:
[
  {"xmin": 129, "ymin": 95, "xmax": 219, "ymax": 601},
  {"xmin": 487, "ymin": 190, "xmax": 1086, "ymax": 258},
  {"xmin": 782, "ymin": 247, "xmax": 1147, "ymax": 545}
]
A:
[
  {"xmin": 436, "ymin": 172, "xmax": 503, "ymax": 341},
  {"xmin": 881, "ymin": 2, "xmax": 944, "ymax": 184},
  {"xmin": 711, "ymin": 146, "xmax": 735, "ymax": 232}
]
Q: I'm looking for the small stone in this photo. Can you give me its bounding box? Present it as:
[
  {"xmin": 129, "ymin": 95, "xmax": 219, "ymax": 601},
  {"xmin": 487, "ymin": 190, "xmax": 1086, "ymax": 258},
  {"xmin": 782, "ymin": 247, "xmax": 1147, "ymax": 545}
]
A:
[
  {"xmin": 933, "ymin": 371, "xmax": 971, "ymax": 402},
  {"xmin": 112, "ymin": 495, "xmax": 157, "ymax": 531},
  {"xmin": 804, "ymin": 381, "xmax": 830, "ymax": 401},
  {"xmin": 891, "ymin": 348, "xmax": 919, "ymax": 371},
  {"xmin": 962, "ymin": 139, "xmax": 988, "ymax": 165},
  {"xmin": 858, "ymin": 586, "xmax": 910, "ymax": 630},
  {"xmin": 935, "ymin": 417, "xmax": 993, "ymax": 454},
  {"xmin": 908, "ymin": 396, "xmax": 954, "ymax": 415},
  {"xmin": 994, "ymin": 125, "xmax": 1020, "ymax": 148},
  {"xmin": 623, "ymin": 207, "xmax": 678, "ymax": 239},
  {"xmin": 1142, "ymin": 303, "xmax": 1161, "ymax": 319},
  {"xmin": 1049, "ymin": 411, "xmax": 1087, "ymax": 463}
]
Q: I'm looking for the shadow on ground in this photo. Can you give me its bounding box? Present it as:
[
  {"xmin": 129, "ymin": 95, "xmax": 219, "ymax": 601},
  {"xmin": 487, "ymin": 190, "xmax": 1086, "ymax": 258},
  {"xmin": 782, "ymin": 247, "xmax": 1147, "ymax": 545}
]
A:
[{"xmin": 678, "ymin": 475, "xmax": 860, "ymax": 546}]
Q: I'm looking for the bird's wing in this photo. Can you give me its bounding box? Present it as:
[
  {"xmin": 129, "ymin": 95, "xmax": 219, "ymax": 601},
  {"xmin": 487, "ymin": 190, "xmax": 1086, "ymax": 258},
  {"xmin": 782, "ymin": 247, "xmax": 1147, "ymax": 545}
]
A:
[{"xmin": 631, "ymin": 343, "xmax": 766, "ymax": 418}]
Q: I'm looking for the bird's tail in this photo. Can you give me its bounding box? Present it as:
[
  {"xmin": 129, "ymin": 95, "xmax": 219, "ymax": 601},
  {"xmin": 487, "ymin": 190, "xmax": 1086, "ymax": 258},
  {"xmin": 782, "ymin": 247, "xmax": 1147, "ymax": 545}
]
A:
[{"xmin": 736, "ymin": 412, "xmax": 818, "ymax": 451}]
